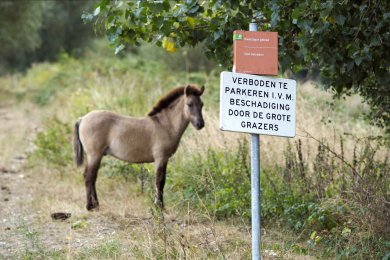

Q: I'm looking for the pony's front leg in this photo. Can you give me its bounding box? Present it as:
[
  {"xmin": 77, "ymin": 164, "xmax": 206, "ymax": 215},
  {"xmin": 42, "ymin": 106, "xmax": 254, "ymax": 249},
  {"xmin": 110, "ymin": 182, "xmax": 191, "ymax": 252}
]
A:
[{"xmin": 155, "ymin": 159, "xmax": 168, "ymax": 208}]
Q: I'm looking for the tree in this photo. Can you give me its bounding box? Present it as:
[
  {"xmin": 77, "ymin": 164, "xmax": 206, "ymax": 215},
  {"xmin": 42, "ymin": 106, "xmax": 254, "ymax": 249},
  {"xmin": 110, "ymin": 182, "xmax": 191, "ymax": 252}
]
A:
[
  {"xmin": 0, "ymin": 1, "xmax": 96, "ymax": 73},
  {"xmin": 35, "ymin": 0, "xmax": 97, "ymax": 62},
  {"xmin": 0, "ymin": 1, "xmax": 47, "ymax": 71},
  {"xmin": 85, "ymin": 0, "xmax": 390, "ymax": 134}
]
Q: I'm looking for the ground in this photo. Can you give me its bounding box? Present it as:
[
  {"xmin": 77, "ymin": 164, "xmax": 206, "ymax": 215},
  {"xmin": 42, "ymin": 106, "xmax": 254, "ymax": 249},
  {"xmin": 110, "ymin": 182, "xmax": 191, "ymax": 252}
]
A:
[{"xmin": 0, "ymin": 97, "xmax": 315, "ymax": 259}]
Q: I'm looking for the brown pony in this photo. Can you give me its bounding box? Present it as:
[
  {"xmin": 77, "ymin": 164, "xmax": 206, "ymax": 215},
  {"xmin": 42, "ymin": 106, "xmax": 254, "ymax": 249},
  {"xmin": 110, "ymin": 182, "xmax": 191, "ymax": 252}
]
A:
[{"xmin": 73, "ymin": 85, "xmax": 205, "ymax": 210}]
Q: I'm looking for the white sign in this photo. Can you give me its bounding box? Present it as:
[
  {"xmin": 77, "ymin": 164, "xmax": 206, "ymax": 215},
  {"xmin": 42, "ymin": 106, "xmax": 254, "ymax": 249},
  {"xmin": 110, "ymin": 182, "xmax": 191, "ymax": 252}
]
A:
[{"xmin": 220, "ymin": 71, "xmax": 296, "ymax": 137}]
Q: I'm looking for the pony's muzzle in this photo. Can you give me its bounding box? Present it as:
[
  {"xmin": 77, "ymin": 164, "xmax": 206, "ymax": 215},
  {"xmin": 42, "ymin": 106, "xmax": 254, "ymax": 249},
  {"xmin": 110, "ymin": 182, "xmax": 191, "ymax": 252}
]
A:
[{"xmin": 195, "ymin": 120, "xmax": 204, "ymax": 130}]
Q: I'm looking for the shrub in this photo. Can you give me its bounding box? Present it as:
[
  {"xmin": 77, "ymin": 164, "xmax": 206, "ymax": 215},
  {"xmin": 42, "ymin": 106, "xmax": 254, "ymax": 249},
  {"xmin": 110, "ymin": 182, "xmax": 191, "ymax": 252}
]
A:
[
  {"xmin": 32, "ymin": 117, "xmax": 72, "ymax": 167},
  {"xmin": 168, "ymin": 138, "xmax": 251, "ymax": 219}
]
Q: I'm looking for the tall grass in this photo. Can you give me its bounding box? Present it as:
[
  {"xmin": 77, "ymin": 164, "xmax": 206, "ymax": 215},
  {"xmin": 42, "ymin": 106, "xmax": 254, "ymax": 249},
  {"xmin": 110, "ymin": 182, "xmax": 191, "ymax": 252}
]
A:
[{"xmin": 7, "ymin": 39, "xmax": 388, "ymax": 258}]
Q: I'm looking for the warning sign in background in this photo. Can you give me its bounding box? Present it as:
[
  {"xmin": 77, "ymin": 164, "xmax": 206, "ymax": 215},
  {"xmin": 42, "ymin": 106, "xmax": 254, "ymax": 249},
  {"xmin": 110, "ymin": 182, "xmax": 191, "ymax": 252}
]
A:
[
  {"xmin": 220, "ymin": 71, "xmax": 296, "ymax": 137},
  {"xmin": 233, "ymin": 31, "xmax": 278, "ymax": 75}
]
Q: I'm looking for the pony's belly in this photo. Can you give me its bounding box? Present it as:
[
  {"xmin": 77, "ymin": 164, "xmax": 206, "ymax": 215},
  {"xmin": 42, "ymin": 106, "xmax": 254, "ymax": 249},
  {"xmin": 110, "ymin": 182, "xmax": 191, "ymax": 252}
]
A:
[
  {"xmin": 110, "ymin": 154, "xmax": 154, "ymax": 164},
  {"xmin": 108, "ymin": 146, "xmax": 154, "ymax": 164}
]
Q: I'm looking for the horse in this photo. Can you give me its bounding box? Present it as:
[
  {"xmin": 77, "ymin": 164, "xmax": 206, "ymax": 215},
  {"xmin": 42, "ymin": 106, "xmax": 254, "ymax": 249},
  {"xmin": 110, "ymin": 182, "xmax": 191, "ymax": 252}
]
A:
[{"xmin": 73, "ymin": 85, "xmax": 205, "ymax": 211}]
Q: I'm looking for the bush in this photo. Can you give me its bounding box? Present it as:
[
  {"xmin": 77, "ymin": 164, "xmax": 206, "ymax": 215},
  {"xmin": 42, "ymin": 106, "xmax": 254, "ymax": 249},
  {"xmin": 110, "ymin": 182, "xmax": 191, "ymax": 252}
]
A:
[
  {"xmin": 100, "ymin": 159, "xmax": 155, "ymax": 194},
  {"xmin": 163, "ymin": 134, "xmax": 389, "ymax": 258},
  {"xmin": 168, "ymin": 139, "xmax": 251, "ymax": 219},
  {"xmin": 32, "ymin": 117, "xmax": 73, "ymax": 167},
  {"xmin": 276, "ymin": 135, "xmax": 390, "ymax": 258}
]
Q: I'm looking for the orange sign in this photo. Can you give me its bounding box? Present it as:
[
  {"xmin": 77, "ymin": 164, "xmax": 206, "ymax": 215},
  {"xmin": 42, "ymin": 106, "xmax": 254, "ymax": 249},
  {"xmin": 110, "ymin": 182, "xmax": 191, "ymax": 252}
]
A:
[{"xmin": 233, "ymin": 31, "xmax": 278, "ymax": 75}]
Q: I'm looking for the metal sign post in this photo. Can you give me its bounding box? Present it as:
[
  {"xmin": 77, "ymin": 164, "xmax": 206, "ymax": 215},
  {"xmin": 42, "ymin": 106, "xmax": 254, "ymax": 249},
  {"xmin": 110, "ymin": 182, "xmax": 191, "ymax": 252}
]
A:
[{"xmin": 249, "ymin": 22, "xmax": 261, "ymax": 260}]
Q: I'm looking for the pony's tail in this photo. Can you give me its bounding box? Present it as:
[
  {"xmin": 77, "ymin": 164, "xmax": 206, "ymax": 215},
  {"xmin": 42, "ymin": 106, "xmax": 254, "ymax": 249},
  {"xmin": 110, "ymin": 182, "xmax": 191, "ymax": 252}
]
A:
[{"xmin": 73, "ymin": 118, "xmax": 84, "ymax": 167}]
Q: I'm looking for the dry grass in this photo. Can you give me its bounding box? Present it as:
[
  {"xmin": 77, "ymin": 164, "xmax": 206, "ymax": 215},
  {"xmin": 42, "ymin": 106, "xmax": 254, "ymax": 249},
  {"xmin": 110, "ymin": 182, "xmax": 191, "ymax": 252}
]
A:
[
  {"xmin": 19, "ymin": 161, "xmax": 315, "ymax": 259},
  {"xmin": 178, "ymin": 80, "xmax": 384, "ymax": 167},
  {"xmin": 1, "ymin": 45, "xmax": 387, "ymax": 258},
  {"xmin": 2, "ymin": 76, "xmax": 382, "ymax": 258}
]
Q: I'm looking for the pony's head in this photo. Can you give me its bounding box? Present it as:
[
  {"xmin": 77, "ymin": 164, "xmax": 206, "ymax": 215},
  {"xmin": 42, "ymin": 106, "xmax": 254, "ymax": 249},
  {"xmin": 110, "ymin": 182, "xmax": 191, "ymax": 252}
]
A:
[{"xmin": 183, "ymin": 85, "xmax": 205, "ymax": 130}]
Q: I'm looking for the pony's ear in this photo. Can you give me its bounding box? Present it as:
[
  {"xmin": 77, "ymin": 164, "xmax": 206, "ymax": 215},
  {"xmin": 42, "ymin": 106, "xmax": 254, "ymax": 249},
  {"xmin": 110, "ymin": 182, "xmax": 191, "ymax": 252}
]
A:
[
  {"xmin": 184, "ymin": 85, "xmax": 191, "ymax": 96},
  {"xmin": 200, "ymin": 85, "xmax": 205, "ymax": 95}
]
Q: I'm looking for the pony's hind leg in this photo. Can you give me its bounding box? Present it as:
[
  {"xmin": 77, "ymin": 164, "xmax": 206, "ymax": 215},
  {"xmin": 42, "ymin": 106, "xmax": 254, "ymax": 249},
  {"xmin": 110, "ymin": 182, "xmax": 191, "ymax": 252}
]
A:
[{"xmin": 84, "ymin": 155, "xmax": 102, "ymax": 211}]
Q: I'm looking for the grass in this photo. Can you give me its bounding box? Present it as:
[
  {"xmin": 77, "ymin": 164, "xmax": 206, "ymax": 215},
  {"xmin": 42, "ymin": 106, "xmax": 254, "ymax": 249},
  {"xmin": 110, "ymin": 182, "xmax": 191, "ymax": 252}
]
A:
[{"xmin": 1, "ymin": 39, "xmax": 389, "ymax": 259}]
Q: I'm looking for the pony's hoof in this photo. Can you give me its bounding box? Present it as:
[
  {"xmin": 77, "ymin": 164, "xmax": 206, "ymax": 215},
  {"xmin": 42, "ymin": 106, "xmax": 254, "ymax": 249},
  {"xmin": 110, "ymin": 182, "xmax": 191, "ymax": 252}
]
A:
[
  {"xmin": 154, "ymin": 199, "xmax": 164, "ymax": 210},
  {"xmin": 86, "ymin": 203, "xmax": 99, "ymax": 211}
]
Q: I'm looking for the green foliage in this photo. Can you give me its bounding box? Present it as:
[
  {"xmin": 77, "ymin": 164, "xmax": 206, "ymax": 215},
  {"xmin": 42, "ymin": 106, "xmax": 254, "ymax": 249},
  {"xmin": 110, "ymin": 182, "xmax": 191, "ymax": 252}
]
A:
[
  {"xmin": 166, "ymin": 136, "xmax": 389, "ymax": 258},
  {"xmin": 0, "ymin": 1, "xmax": 96, "ymax": 73},
  {"xmin": 100, "ymin": 159, "xmax": 155, "ymax": 194},
  {"xmin": 33, "ymin": 117, "xmax": 73, "ymax": 167},
  {"xmin": 0, "ymin": 1, "xmax": 47, "ymax": 72},
  {"xmin": 36, "ymin": 1, "xmax": 97, "ymax": 61},
  {"xmin": 21, "ymin": 38, "xmax": 389, "ymax": 258},
  {"xmin": 87, "ymin": 0, "xmax": 390, "ymax": 134},
  {"xmin": 71, "ymin": 220, "xmax": 89, "ymax": 230},
  {"xmin": 16, "ymin": 220, "xmax": 52, "ymax": 259},
  {"xmin": 169, "ymin": 139, "xmax": 251, "ymax": 219},
  {"xmin": 277, "ymin": 137, "xmax": 390, "ymax": 259},
  {"xmin": 18, "ymin": 40, "xmax": 216, "ymax": 110},
  {"xmin": 76, "ymin": 240, "xmax": 120, "ymax": 259}
]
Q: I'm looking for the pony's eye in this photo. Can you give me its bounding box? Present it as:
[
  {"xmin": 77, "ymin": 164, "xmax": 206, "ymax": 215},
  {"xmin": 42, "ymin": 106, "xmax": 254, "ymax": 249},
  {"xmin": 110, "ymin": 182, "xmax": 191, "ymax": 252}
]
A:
[{"xmin": 187, "ymin": 103, "xmax": 193, "ymax": 107}]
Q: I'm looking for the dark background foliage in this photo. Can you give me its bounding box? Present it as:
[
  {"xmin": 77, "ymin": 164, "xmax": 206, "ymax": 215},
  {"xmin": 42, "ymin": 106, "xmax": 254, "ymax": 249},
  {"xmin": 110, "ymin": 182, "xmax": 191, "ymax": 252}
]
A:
[{"xmin": 0, "ymin": 0, "xmax": 97, "ymax": 73}]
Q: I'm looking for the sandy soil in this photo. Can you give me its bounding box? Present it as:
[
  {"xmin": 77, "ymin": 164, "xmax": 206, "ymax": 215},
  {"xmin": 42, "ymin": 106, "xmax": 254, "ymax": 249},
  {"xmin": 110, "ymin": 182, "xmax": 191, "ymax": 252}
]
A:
[
  {"xmin": 0, "ymin": 100, "xmax": 41, "ymax": 257},
  {"xmin": 0, "ymin": 100, "xmax": 126, "ymax": 258}
]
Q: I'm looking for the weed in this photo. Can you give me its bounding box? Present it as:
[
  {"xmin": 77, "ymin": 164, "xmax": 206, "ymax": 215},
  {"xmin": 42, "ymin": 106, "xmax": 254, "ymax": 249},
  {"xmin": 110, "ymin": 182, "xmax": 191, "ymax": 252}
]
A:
[
  {"xmin": 169, "ymin": 138, "xmax": 251, "ymax": 219},
  {"xmin": 278, "ymin": 133, "xmax": 390, "ymax": 258},
  {"xmin": 14, "ymin": 39, "xmax": 389, "ymax": 259},
  {"xmin": 100, "ymin": 158, "xmax": 155, "ymax": 194},
  {"xmin": 71, "ymin": 220, "xmax": 89, "ymax": 230},
  {"xmin": 75, "ymin": 240, "xmax": 120, "ymax": 259},
  {"xmin": 16, "ymin": 219, "xmax": 45, "ymax": 259},
  {"xmin": 31, "ymin": 117, "xmax": 73, "ymax": 167}
]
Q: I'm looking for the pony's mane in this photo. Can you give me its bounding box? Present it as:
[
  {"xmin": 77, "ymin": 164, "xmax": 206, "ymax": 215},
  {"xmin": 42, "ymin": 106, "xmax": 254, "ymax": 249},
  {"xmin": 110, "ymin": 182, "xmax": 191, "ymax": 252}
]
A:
[{"xmin": 147, "ymin": 85, "xmax": 203, "ymax": 116}]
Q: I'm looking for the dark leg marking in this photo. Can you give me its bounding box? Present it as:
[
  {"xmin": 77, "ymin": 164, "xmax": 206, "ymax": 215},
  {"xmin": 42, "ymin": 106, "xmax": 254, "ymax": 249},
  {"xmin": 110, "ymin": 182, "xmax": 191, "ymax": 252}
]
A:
[
  {"xmin": 155, "ymin": 161, "xmax": 168, "ymax": 208},
  {"xmin": 84, "ymin": 158, "xmax": 101, "ymax": 211}
]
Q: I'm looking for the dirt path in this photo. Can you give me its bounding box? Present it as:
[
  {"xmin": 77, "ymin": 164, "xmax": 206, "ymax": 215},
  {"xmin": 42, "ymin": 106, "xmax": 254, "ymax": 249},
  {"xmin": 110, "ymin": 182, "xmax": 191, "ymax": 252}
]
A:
[
  {"xmin": 0, "ymin": 101, "xmax": 124, "ymax": 258},
  {"xmin": 0, "ymin": 100, "xmax": 41, "ymax": 257}
]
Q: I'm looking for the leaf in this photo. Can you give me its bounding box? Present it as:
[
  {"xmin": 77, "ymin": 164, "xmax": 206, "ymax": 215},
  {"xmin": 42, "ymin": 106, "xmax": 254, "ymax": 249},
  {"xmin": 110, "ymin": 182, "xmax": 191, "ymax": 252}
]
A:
[
  {"xmin": 186, "ymin": 16, "xmax": 195, "ymax": 28},
  {"xmin": 147, "ymin": 2, "xmax": 165, "ymax": 13},
  {"xmin": 165, "ymin": 41, "xmax": 177, "ymax": 52},
  {"xmin": 162, "ymin": 36, "xmax": 168, "ymax": 48},
  {"xmin": 334, "ymin": 14, "xmax": 346, "ymax": 26},
  {"xmin": 341, "ymin": 227, "xmax": 351, "ymax": 237},
  {"xmin": 292, "ymin": 8, "xmax": 300, "ymax": 20},
  {"xmin": 354, "ymin": 56, "xmax": 363, "ymax": 66},
  {"xmin": 213, "ymin": 30, "xmax": 222, "ymax": 40},
  {"xmin": 93, "ymin": 6, "xmax": 100, "ymax": 16},
  {"xmin": 71, "ymin": 220, "xmax": 89, "ymax": 229},
  {"xmin": 188, "ymin": 4, "xmax": 200, "ymax": 15},
  {"xmin": 81, "ymin": 13, "xmax": 94, "ymax": 23},
  {"xmin": 162, "ymin": 37, "xmax": 177, "ymax": 52},
  {"xmin": 382, "ymin": 251, "xmax": 390, "ymax": 260},
  {"xmin": 173, "ymin": 22, "xmax": 180, "ymax": 29},
  {"xmin": 114, "ymin": 44, "xmax": 125, "ymax": 55},
  {"xmin": 271, "ymin": 11, "xmax": 279, "ymax": 27}
]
